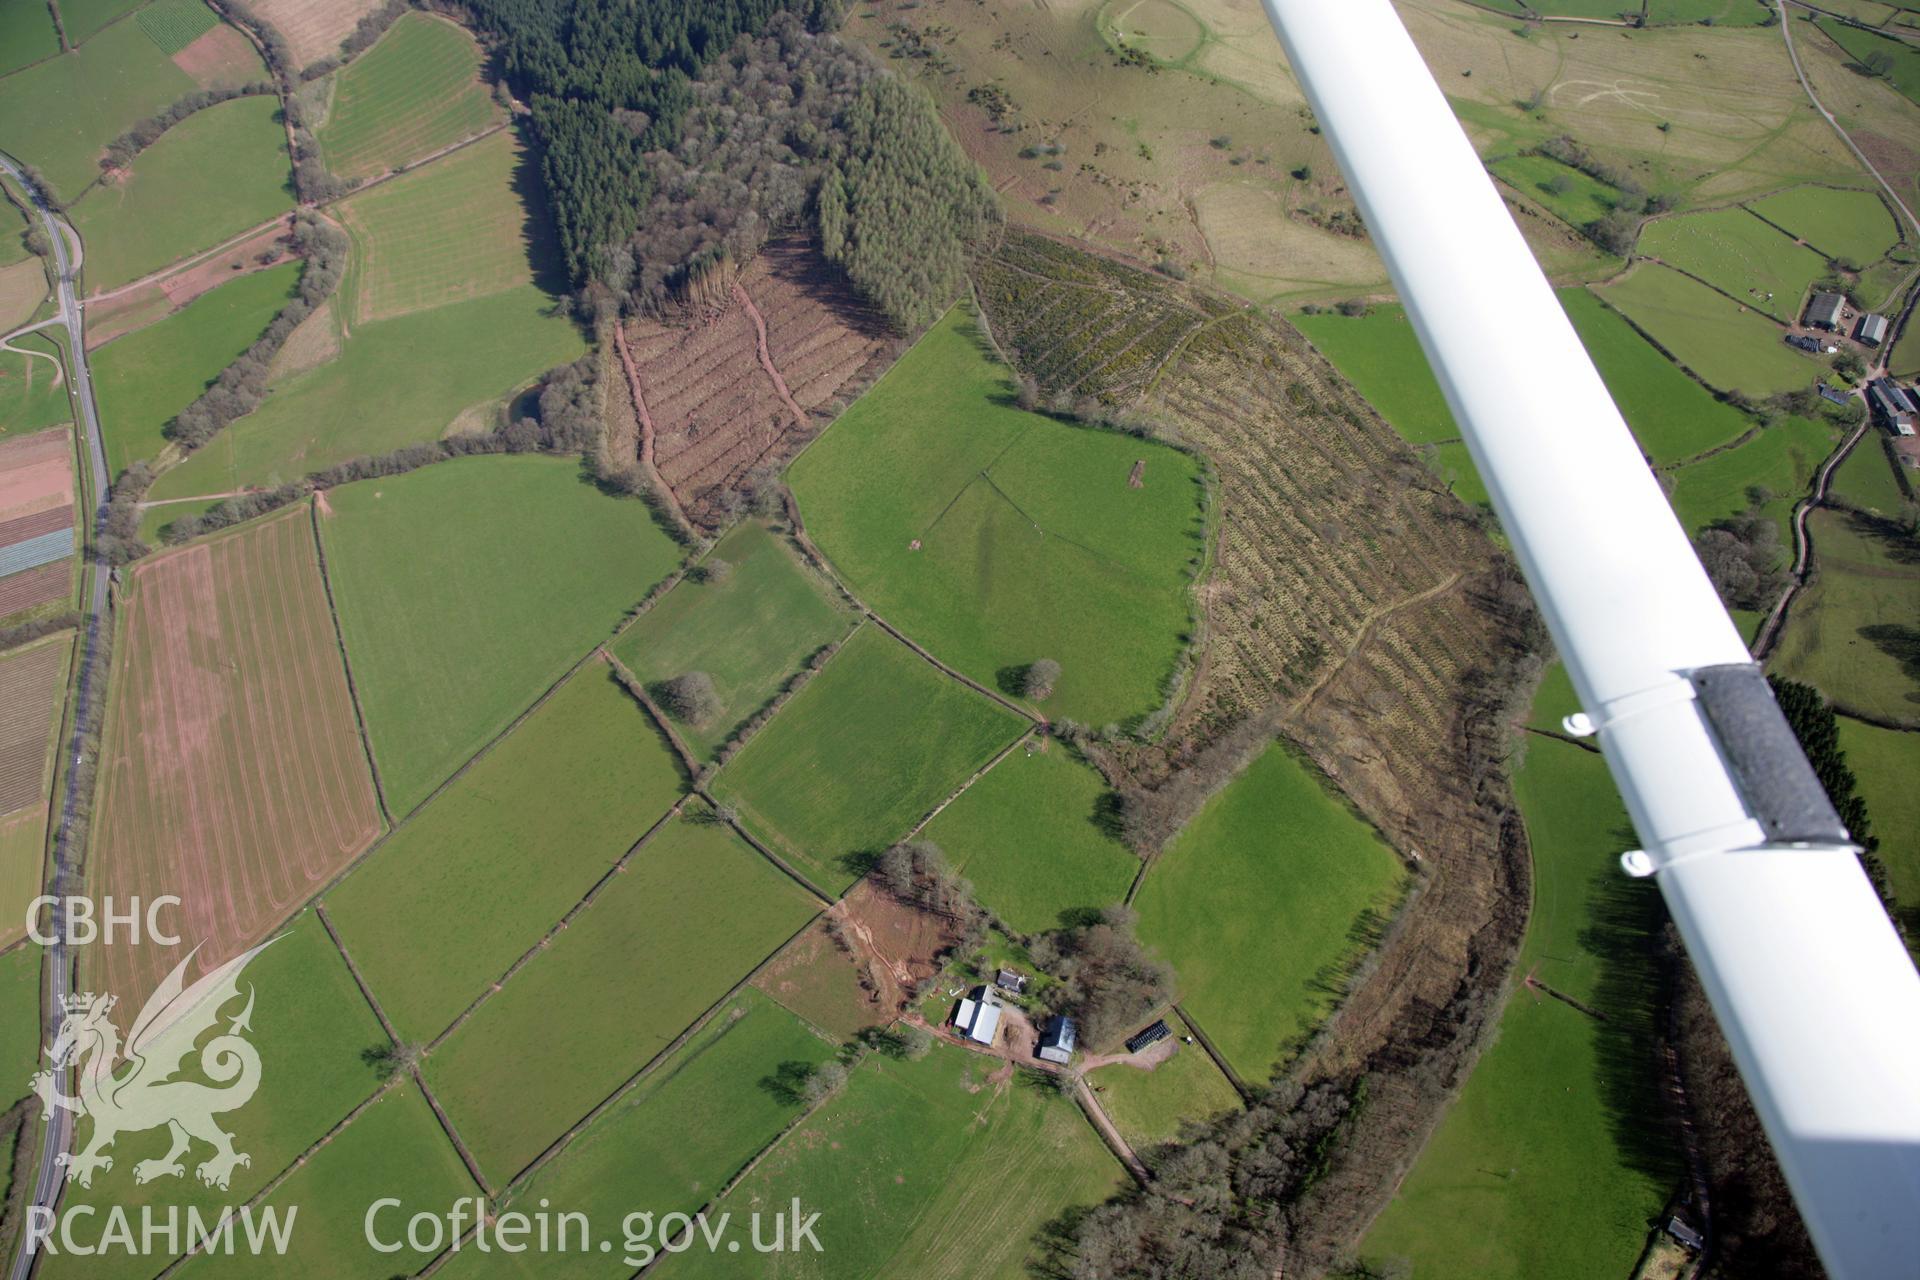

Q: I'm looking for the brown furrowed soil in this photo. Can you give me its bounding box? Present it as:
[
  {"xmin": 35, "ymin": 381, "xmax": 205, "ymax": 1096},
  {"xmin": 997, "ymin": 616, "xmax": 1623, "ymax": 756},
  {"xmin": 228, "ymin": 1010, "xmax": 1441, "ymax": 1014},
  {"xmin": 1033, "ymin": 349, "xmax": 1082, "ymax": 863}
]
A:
[
  {"xmin": 617, "ymin": 238, "xmax": 897, "ymax": 526},
  {"xmin": 0, "ymin": 429, "xmax": 73, "ymax": 524},
  {"xmin": 0, "ymin": 637, "xmax": 67, "ymax": 816},
  {"xmin": 253, "ymin": 0, "xmax": 384, "ymax": 67},
  {"xmin": 172, "ymin": 23, "xmax": 266, "ymax": 87},
  {"xmin": 754, "ymin": 879, "xmax": 961, "ymax": 1037},
  {"xmin": 976, "ymin": 229, "xmax": 1532, "ymax": 1266},
  {"xmin": 0, "ymin": 562, "xmax": 69, "ymax": 619},
  {"xmin": 89, "ymin": 505, "xmax": 381, "ymax": 1010}
]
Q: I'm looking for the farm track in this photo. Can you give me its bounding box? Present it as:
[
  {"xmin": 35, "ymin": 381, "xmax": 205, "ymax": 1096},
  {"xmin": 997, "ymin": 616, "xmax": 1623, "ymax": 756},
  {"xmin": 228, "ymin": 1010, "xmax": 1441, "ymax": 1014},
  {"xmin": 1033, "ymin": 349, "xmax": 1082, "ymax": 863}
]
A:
[{"xmin": 1753, "ymin": 413, "xmax": 1874, "ymax": 656}]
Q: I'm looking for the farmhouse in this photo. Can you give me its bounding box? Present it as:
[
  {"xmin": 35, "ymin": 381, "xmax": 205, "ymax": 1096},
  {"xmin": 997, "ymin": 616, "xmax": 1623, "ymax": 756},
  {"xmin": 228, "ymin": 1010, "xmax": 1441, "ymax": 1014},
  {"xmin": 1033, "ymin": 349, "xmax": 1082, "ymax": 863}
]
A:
[
  {"xmin": 1857, "ymin": 314, "xmax": 1890, "ymax": 347},
  {"xmin": 1868, "ymin": 379, "xmax": 1917, "ymax": 435},
  {"xmin": 953, "ymin": 986, "xmax": 1004, "ymax": 1047},
  {"xmin": 1037, "ymin": 1015, "xmax": 1077, "ymax": 1065},
  {"xmin": 1125, "ymin": 1019, "xmax": 1172, "ymax": 1054},
  {"xmin": 1805, "ymin": 292, "xmax": 1847, "ymax": 331},
  {"xmin": 995, "ymin": 967, "xmax": 1029, "ymax": 995}
]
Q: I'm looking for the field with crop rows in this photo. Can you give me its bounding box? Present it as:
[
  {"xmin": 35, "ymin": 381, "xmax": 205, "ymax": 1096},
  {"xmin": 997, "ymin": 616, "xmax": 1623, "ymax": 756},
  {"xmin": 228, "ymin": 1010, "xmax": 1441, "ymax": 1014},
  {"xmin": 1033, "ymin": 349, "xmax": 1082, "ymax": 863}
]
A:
[
  {"xmin": 88, "ymin": 507, "xmax": 381, "ymax": 1010},
  {"xmin": 254, "ymin": 0, "xmax": 386, "ymax": 65},
  {"xmin": 137, "ymin": 0, "xmax": 219, "ymax": 54},
  {"xmin": 318, "ymin": 11, "xmax": 500, "ymax": 181}
]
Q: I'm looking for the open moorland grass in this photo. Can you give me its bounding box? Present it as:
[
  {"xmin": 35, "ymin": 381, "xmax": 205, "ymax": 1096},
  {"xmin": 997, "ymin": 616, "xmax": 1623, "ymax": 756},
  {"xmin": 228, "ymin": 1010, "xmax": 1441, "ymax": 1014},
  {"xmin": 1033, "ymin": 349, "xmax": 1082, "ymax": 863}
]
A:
[
  {"xmin": 429, "ymin": 806, "xmax": 820, "ymax": 1184},
  {"xmin": 91, "ymin": 261, "xmax": 301, "ymax": 474},
  {"xmin": 790, "ymin": 307, "xmax": 1207, "ymax": 726},
  {"xmin": 612, "ymin": 521, "xmax": 852, "ymax": 760},
  {"xmin": 89, "ymin": 508, "xmax": 381, "ymax": 1012},
  {"xmin": 1816, "ymin": 17, "xmax": 1920, "ymax": 107},
  {"xmin": 1563, "ymin": 288, "xmax": 1753, "ymax": 464},
  {"xmin": 659, "ymin": 1042, "xmax": 1124, "ymax": 1280},
  {"xmin": 1636, "ymin": 207, "xmax": 1830, "ymax": 323},
  {"xmin": 1747, "ymin": 185, "xmax": 1902, "ymax": 264},
  {"xmin": 0, "ymin": 1, "xmax": 58, "ymax": 76},
  {"xmin": 174, "ymin": 1081, "xmax": 478, "ymax": 1280},
  {"xmin": 146, "ymin": 284, "xmax": 584, "ymax": 499},
  {"xmin": 337, "ymin": 127, "xmax": 546, "ymax": 322},
  {"xmin": 1773, "ymin": 508, "xmax": 1920, "ymax": 725},
  {"xmin": 1598, "ymin": 262, "xmax": 1821, "ymax": 397},
  {"xmin": 437, "ymin": 990, "xmax": 838, "ymax": 1280},
  {"xmin": 0, "ymin": 633, "xmax": 68, "ymax": 948},
  {"xmin": 1362, "ymin": 733, "xmax": 1679, "ymax": 1280},
  {"xmin": 712, "ymin": 624, "xmax": 1027, "ymax": 895},
  {"xmin": 318, "ymin": 12, "xmax": 500, "ymax": 181},
  {"xmin": 72, "ymin": 96, "xmax": 293, "ymax": 291},
  {"xmin": 0, "ymin": 19, "xmax": 206, "ymax": 201},
  {"xmin": 326, "ymin": 662, "xmax": 686, "ymax": 1042},
  {"xmin": 1838, "ymin": 718, "xmax": 1920, "ymax": 953},
  {"xmin": 921, "ymin": 741, "xmax": 1139, "ymax": 934},
  {"xmin": 49, "ymin": 911, "xmax": 390, "ymax": 1280},
  {"xmin": 0, "ymin": 336, "xmax": 72, "ymax": 437},
  {"xmin": 1664, "ymin": 414, "xmax": 1834, "ymax": 538},
  {"xmin": 1136, "ymin": 743, "xmax": 1406, "ymax": 1081},
  {"xmin": 1089, "ymin": 1041, "xmax": 1242, "ymax": 1154},
  {"xmin": 318, "ymin": 455, "xmax": 681, "ymax": 813}
]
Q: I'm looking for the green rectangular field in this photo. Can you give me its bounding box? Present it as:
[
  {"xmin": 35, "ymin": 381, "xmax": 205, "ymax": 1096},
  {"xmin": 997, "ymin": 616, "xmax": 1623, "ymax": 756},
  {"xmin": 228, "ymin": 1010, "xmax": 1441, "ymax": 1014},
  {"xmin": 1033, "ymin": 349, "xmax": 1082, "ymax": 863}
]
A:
[
  {"xmin": 1135, "ymin": 742, "xmax": 1406, "ymax": 1081},
  {"xmin": 656, "ymin": 1041, "xmax": 1125, "ymax": 1280},
  {"xmin": 173, "ymin": 1081, "xmax": 479, "ymax": 1280},
  {"xmin": 47, "ymin": 911, "xmax": 390, "ymax": 1280},
  {"xmin": 0, "ymin": 334, "xmax": 72, "ymax": 437},
  {"xmin": 1088, "ymin": 1040, "xmax": 1241, "ymax": 1155},
  {"xmin": 1747, "ymin": 185, "xmax": 1902, "ymax": 265},
  {"xmin": 1831, "ymin": 436, "xmax": 1910, "ymax": 515},
  {"xmin": 920, "ymin": 740, "xmax": 1139, "ymax": 934},
  {"xmin": 92, "ymin": 261, "xmax": 301, "ymax": 474},
  {"xmin": 1490, "ymin": 153, "xmax": 1620, "ymax": 232},
  {"xmin": 1664, "ymin": 413, "xmax": 1834, "ymax": 538},
  {"xmin": 1894, "ymin": 307, "xmax": 1920, "ymax": 377},
  {"xmin": 1647, "ymin": 0, "xmax": 1776, "ymax": 24},
  {"xmin": 54, "ymin": 0, "xmax": 144, "ymax": 43},
  {"xmin": 1598, "ymin": 261, "xmax": 1823, "ymax": 397},
  {"xmin": 0, "ymin": 0, "xmax": 58, "ymax": 76},
  {"xmin": 72, "ymin": 95, "xmax": 293, "ymax": 291},
  {"xmin": 1817, "ymin": 18, "xmax": 1920, "ymax": 107},
  {"xmin": 428, "ymin": 806, "xmax": 820, "ymax": 1185},
  {"xmin": 1563, "ymin": 288, "xmax": 1753, "ymax": 464},
  {"xmin": 318, "ymin": 11, "xmax": 501, "ymax": 182},
  {"xmin": 436, "ymin": 989, "xmax": 837, "ymax": 1280},
  {"xmin": 1838, "ymin": 718, "xmax": 1920, "ymax": 956},
  {"xmin": 318, "ymin": 454, "xmax": 682, "ymax": 815},
  {"xmin": 712, "ymin": 624, "xmax": 1027, "ymax": 895},
  {"xmin": 146, "ymin": 284, "xmax": 586, "ymax": 500},
  {"xmin": 0, "ymin": 946, "xmax": 41, "ymax": 1112},
  {"xmin": 1635, "ymin": 207, "xmax": 1829, "ymax": 323},
  {"xmin": 612, "ymin": 521, "xmax": 855, "ymax": 761},
  {"xmin": 1772, "ymin": 508, "xmax": 1920, "ymax": 725},
  {"xmin": 788, "ymin": 306, "xmax": 1208, "ymax": 727},
  {"xmin": 326, "ymin": 662, "xmax": 686, "ymax": 1042},
  {"xmin": 0, "ymin": 20, "xmax": 197, "ymax": 200}
]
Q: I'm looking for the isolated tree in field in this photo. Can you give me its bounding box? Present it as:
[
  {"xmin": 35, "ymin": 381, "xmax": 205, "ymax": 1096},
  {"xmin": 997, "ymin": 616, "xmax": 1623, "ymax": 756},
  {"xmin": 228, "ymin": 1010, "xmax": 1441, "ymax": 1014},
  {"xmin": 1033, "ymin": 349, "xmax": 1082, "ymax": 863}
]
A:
[
  {"xmin": 656, "ymin": 671, "xmax": 723, "ymax": 726},
  {"xmin": 801, "ymin": 1060, "xmax": 846, "ymax": 1105},
  {"xmin": 1023, "ymin": 658, "xmax": 1062, "ymax": 701}
]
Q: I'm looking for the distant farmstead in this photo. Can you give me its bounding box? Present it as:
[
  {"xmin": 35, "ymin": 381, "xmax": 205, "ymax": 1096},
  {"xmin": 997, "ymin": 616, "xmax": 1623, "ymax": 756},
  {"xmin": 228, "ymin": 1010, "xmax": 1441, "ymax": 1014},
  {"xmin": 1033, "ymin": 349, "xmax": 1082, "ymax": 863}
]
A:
[
  {"xmin": 1856, "ymin": 313, "xmax": 1890, "ymax": 347},
  {"xmin": 952, "ymin": 986, "xmax": 1004, "ymax": 1047},
  {"xmin": 1037, "ymin": 1015, "xmax": 1077, "ymax": 1065},
  {"xmin": 1805, "ymin": 292, "xmax": 1847, "ymax": 331}
]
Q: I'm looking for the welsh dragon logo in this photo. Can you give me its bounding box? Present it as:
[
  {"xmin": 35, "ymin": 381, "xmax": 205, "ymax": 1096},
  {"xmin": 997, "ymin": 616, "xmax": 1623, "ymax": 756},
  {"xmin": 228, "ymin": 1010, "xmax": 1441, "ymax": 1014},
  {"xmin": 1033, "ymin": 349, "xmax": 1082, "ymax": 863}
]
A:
[{"xmin": 31, "ymin": 939, "xmax": 278, "ymax": 1191}]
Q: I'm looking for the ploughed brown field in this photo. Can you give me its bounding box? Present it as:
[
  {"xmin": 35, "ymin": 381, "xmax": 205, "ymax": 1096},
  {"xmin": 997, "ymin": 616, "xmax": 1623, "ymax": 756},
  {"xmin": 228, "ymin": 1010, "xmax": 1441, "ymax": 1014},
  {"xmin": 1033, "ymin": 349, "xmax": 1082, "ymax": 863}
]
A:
[
  {"xmin": 0, "ymin": 562, "xmax": 69, "ymax": 618},
  {"xmin": 615, "ymin": 238, "xmax": 896, "ymax": 526},
  {"xmin": 0, "ymin": 427, "xmax": 73, "ymax": 524},
  {"xmin": 88, "ymin": 505, "xmax": 381, "ymax": 1007}
]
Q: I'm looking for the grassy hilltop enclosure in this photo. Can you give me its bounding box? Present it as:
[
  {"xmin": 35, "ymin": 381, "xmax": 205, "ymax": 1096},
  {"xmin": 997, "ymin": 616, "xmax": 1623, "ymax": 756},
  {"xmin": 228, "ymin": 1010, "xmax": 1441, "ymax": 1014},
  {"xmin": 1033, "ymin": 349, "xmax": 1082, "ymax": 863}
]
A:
[
  {"xmin": 712, "ymin": 624, "xmax": 1028, "ymax": 894},
  {"xmin": 318, "ymin": 11, "xmax": 501, "ymax": 182},
  {"xmin": 325, "ymin": 662, "xmax": 685, "ymax": 1042},
  {"xmin": 319, "ymin": 456, "xmax": 681, "ymax": 815},
  {"xmin": 790, "ymin": 306, "xmax": 1208, "ymax": 727}
]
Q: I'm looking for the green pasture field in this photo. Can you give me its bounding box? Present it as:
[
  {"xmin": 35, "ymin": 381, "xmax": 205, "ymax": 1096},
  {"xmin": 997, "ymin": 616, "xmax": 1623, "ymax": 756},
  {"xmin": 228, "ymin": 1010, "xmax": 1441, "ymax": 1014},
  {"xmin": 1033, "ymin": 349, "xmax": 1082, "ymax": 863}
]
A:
[
  {"xmin": 47, "ymin": 912, "xmax": 390, "ymax": 1280},
  {"xmin": 1293, "ymin": 306, "xmax": 1458, "ymax": 445},
  {"xmin": 1598, "ymin": 262, "xmax": 1820, "ymax": 397},
  {"xmin": 145, "ymin": 285, "xmax": 585, "ymax": 500},
  {"xmin": 789, "ymin": 306, "xmax": 1207, "ymax": 727},
  {"xmin": 430, "ymin": 806, "xmax": 819, "ymax": 1184},
  {"xmin": 1817, "ymin": 18, "xmax": 1920, "ymax": 106},
  {"xmin": 139, "ymin": 494, "xmax": 226, "ymax": 545},
  {"xmin": 1664, "ymin": 414, "xmax": 1833, "ymax": 538},
  {"xmin": 0, "ymin": 335, "xmax": 72, "ymax": 436},
  {"xmin": 1646, "ymin": 0, "xmax": 1775, "ymax": 23},
  {"xmin": 0, "ymin": 18, "xmax": 195, "ymax": 200},
  {"xmin": 0, "ymin": 184, "xmax": 33, "ymax": 267},
  {"xmin": 659, "ymin": 1042, "xmax": 1124, "ymax": 1280},
  {"xmin": 1489, "ymin": 153, "xmax": 1620, "ymax": 232},
  {"xmin": 321, "ymin": 456, "xmax": 682, "ymax": 814},
  {"xmin": 54, "ymin": 0, "xmax": 144, "ymax": 44},
  {"xmin": 175, "ymin": 1082, "xmax": 478, "ymax": 1280},
  {"xmin": 612, "ymin": 521, "xmax": 853, "ymax": 761},
  {"xmin": 72, "ymin": 96, "xmax": 292, "ymax": 291},
  {"xmin": 136, "ymin": 0, "xmax": 218, "ymax": 54},
  {"xmin": 1832, "ymin": 437, "xmax": 1911, "ymax": 515},
  {"xmin": 1894, "ymin": 312, "xmax": 1920, "ymax": 377},
  {"xmin": 1636, "ymin": 207, "xmax": 1829, "ymax": 323},
  {"xmin": 326, "ymin": 664, "xmax": 686, "ymax": 1042},
  {"xmin": 0, "ymin": 0, "xmax": 58, "ymax": 76},
  {"xmin": 439, "ymin": 990, "xmax": 836, "ymax": 1280},
  {"xmin": 1135, "ymin": 743, "xmax": 1406, "ymax": 1082},
  {"xmin": 338, "ymin": 127, "xmax": 548, "ymax": 323},
  {"xmin": 0, "ymin": 634, "xmax": 67, "ymax": 944},
  {"xmin": 0, "ymin": 947, "xmax": 39, "ymax": 1111},
  {"xmin": 1747, "ymin": 185, "xmax": 1902, "ymax": 264},
  {"xmin": 712, "ymin": 624, "xmax": 1026, "ymax": 895},
  {"xmin": 1089, "ymin": 1041, "xmax": 1241, "ymax": 1154},
  {"xmin": 319, "ymin": 12, "xmax": 500, "ymax": 181},
  {"xmin": 1838, "ymin": 718, "xmax": 1920, "ymax": 953},
  {"xmin": 1363, "ymin": 733, "xmax": 1679, "ymax": 1280},
  {"xmin": 91, "ymin": 261, "xmax": 301, "ymax": 474},
  {"xmin": 1773, "ymin": 508, "xmax": 1920, "ymax": 724},
  {"xmin": 921, "ymin": 740, "xmax": 1139, "ymax": 934},
  {"xmin": 1564, "ymin": 288, "xmax": 1753, "ymax": 464},
  {"xmin": 1529, "ymin": 0, "xmax": 1647, "ymax": 13}
]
